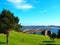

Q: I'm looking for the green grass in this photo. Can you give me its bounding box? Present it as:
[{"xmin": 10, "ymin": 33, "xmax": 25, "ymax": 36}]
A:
[{"xmin": 0, "ymin": 31, "xmax": 60, "ymax": 45}]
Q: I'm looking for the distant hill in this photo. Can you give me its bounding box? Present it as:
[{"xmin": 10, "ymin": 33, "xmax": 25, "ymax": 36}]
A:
[{"xmin": 21, "ymin": 26, "xmax": 60, "ymax": 30}]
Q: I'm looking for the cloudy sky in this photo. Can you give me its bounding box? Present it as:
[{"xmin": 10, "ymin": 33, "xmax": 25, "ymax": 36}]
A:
[{"xmin": 0, "ymin": 0, "xmax": 60, "ymax": 26}]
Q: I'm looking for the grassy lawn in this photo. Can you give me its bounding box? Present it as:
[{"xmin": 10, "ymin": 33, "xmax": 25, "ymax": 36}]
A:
[{"xmin": 0, "ymin": 31, "xmax": 60, "ymax": 45}]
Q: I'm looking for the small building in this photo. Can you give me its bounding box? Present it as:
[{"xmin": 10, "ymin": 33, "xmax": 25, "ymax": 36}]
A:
[{"xmin": 41, "ymin": 30, "xmax": 52, "ymax": 36}]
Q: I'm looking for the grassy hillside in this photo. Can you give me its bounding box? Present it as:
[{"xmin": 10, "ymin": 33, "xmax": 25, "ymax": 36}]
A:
[{"xmin": 0, "ymin": 31, "xmax": 60, "ymax": 45}]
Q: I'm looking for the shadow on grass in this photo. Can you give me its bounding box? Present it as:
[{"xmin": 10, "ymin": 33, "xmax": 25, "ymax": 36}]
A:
[
  {"xmin": 40, "ymin": 44, "xmax": 58, "ymax": 45},
  {"xmin": 39, "ymin": 41, "xmax": 59, "ymax": 45},
  {"xmin": 43, "ymin": 40, "xmax": 54, "ymax": 43},
  {"xmin": 0, "ymin": 41, "xmax": 6, "ymax": 44}
]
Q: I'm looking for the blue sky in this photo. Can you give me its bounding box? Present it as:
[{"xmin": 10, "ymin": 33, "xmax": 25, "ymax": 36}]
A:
[{"xmin": 0, "ymin": 0, "xmax": 60, "ymax": 26}]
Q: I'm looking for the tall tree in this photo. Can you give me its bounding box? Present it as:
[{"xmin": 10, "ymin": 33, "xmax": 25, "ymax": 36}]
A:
[{"xmin": 0, "ymin": 9, "xmax": 22, "ymax": 44}]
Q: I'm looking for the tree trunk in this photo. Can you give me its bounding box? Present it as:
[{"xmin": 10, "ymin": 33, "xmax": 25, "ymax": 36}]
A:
[
  {"xmin": 6, "ymin": 30, "xmax": 9, "ymax": 44},
  {"xmin": 6, "ymin": 33, "xmax": 9, "ymax": 44}
]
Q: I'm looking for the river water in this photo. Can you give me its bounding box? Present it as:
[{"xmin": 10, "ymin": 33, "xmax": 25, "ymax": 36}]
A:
[{"xmin": 22, "ymin": 26, "xmax": 60, "ymax": 34}]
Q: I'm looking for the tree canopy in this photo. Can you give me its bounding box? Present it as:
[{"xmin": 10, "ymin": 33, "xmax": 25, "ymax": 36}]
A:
[{"xmin": 0, "ymin": 9, "xmax": 22, "ymax": 33}]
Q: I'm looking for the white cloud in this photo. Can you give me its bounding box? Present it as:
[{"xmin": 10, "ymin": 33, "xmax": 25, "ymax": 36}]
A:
[
  {"xmin": 7, "ymin": 0, "xmax": 34, "ymax": 10},
  {"xmin": 16, "ymin": 4, "xmax": 33, "ymax": 9},
  {"xmin": 7, "ymin": 0, "xmax": 25, "ymax": 3}
]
